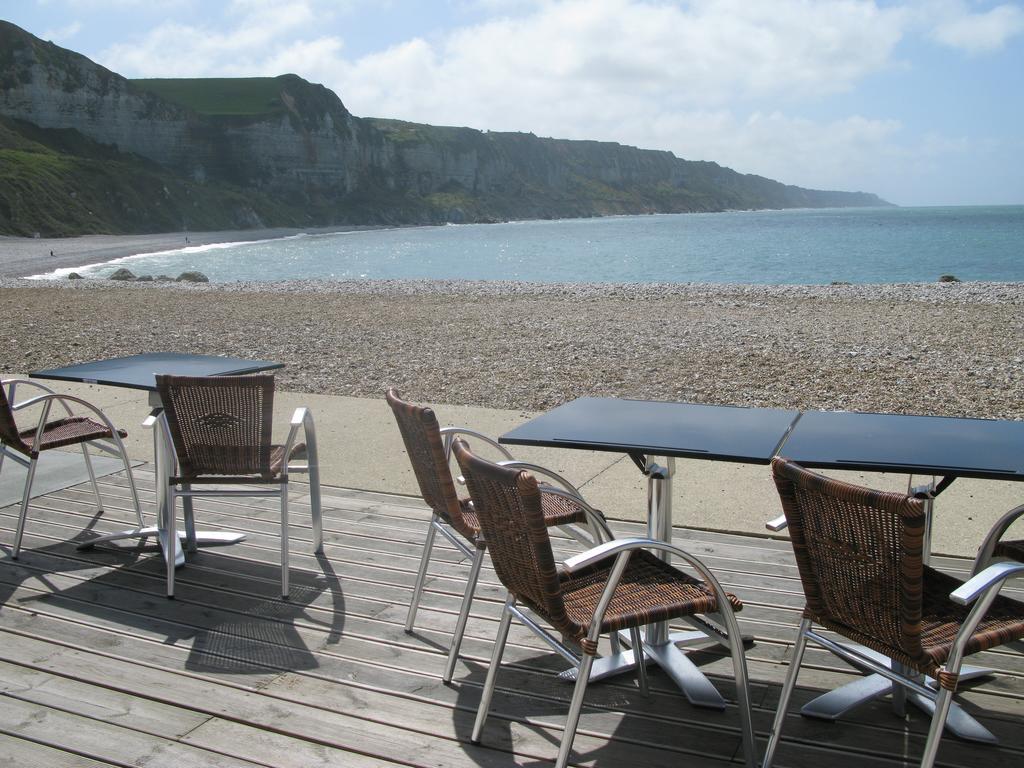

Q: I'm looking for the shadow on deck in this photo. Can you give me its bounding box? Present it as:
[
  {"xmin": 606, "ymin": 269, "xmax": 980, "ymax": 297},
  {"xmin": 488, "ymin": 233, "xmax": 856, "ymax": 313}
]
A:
[{"xmin": 0, "ymin": 464, "xmax": 1021, "ymax": 766}]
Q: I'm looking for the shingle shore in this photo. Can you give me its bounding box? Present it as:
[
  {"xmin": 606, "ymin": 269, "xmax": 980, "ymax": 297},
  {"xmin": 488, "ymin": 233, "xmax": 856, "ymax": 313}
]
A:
[{"xmin": 1, "ymin": 277, "xmax": 1021, "ymax": 419}]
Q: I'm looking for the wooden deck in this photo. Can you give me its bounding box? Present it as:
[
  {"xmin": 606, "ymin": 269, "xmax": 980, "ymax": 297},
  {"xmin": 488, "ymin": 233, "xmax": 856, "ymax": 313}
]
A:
[{"xmin": 1, "ymin": 464, "xmax": 1022, "ymax": 767}]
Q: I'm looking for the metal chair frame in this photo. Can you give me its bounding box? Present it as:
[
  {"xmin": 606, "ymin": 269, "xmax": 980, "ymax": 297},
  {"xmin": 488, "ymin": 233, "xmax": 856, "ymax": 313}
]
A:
[
  {"xmin": 972, "ymin": 502, "xmax": 1024, "ymax": 574},
  {"xmin": 453, "ymin": 441, "xmax": 755, "ymax": 768},
  {"xmin": 388, "ymin": 388, "xmax": 601, "ymax": 684},
  {"xmin": 764, "ymin": 458, "xmax": 1024, "ymax": 768},
  {"xmin": 1, "ymin": 378, "xmax": 143, "ymax": 558},
  {"xmin": 409, "ymin": 427, "xmax": 602, "ymax": 683},
  {"xmin": 153, "ymin": 376, "xmax": 323, "ymax": 599}
]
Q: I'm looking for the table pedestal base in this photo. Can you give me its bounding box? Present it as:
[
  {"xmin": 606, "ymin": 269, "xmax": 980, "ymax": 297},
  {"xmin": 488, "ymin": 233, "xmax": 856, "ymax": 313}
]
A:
[
  {"xmin": 558, "ymin": 628, "xmax": 754, "ymax": 709},
  {"xmin": 559, "ymin": 456, "xmax": 753, "ymax": 708},
  {"xmin": 801, "ymin": 646, "xmax": 996, "ymax": 743},
  {"xmin": 79, "ymin": 527, "xmax": 246, "ymax": 567}
]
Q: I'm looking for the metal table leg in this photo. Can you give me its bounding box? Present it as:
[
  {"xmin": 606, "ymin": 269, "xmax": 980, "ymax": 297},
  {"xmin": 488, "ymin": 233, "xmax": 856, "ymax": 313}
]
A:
[
  {"xmin": 801, "ymin": 644, "xmax": 997, "ymax": 743},
  {"xmin": 79, "ymin": 396, "xmax": 244, "ymax": 563},
  {"xmin": 563, "ymin": 456, "xmax": 749, "ymax": 709}
]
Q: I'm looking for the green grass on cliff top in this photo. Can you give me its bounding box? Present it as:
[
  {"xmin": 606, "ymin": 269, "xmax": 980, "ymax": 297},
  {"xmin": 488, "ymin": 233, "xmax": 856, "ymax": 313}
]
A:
[{"xmin": 131, "ymin": 77, "xmax": 286, "ymax": 116}]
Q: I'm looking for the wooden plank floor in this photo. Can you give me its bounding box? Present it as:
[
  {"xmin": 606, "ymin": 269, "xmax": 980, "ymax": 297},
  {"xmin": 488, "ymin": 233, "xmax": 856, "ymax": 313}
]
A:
[{"xmin": 1, "ymin": 464, "xmax": 1022, "ymax": 767}]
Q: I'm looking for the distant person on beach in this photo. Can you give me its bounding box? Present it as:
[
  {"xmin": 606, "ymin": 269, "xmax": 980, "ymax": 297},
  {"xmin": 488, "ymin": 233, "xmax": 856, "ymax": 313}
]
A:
[{"xmin": 49, "ymin": 250, "xmax": 54, "ymax": 257}]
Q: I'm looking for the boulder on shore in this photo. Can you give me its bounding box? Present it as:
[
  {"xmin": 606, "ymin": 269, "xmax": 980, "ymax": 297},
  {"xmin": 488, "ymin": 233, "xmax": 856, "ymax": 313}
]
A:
[
  {"xmin": 109, "ymin": 268, "xmax": 136, "ymax": 280},
  {"xmin": 176, "ymin": 271, "xmax": 209, "ymax": 283}
]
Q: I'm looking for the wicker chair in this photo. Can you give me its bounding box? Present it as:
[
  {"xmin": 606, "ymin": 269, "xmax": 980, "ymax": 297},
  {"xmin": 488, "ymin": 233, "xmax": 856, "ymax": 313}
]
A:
[
  {"xmin": 452, "ymin": 438, "xmax": 755, "ymax": 768},
  {"xmin": 1, "ymin": 378, "xmax": 143, "ymax": 558},
  {"xmin": 155, "ymin": 374, "xmax": 322, "ymax": 599},
  {"xmin": 764, "ymin": 457, "xmax": 1024, "ymax": 768},
  {"xmin": 386, "ymin": 388, "xmax": 602, "ymax": 684}
]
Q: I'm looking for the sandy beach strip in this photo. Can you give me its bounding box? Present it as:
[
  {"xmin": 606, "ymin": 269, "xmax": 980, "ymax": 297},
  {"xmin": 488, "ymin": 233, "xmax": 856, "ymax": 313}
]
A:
[
  {"xmin": 0, "ymin": 257, "xmax": 1021, "ymax": 420},
  {"xmin": 0, "ymin": 225, "xmax": 379, "ymax": 279}
]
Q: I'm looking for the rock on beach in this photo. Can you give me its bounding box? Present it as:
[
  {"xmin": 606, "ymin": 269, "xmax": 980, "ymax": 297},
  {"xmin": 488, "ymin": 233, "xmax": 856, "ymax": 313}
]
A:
[{"xmin": 0, "ymin": 276, "xmax": 1021, "ymax": 421}]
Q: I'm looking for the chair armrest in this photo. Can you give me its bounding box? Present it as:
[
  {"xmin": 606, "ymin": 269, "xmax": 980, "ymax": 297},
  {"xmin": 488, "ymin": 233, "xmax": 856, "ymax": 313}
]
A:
[
  {"xmin": 6, "ymin": 379, "xmax": 81, "ymax": 419},
  {"xmin": 564, "ymin": 537, "xmax": 745, "ymax": 645},
  {"xmin": 972, "ymin": 503, "xmax": 1024, "ymax": 575},
  {"xmin": 290, "ymin": 406, "xmax": 310, "ymax": 427},
  {"xmin": 438, "ymin": 427, "xmax": 515, "ymax": 461},
  {"xmin": 283, "ymin": 406, "xmax": 318, "ymax": 476},
  {"xmin": 530, "ymin": 484, "xmax": 614, "ymax": 544},
  {"xmin": 563, "ymin": 536, "xmax": 732, "ymax": 589},
  {"xmin": 495, "ymin": 460, "xmax": 582, "ymax": 496},
  {"xmin": 563, "ymin": 537, "xmax": 655, "ymax": 573},
  {"xmin": 13, "ymin": 393, "xmax": 124, "ymax": 451},
  {"xmin": 284, "ymin": 407, "xmax": 307, "ymax": 455},
  {"xmin": 143, "ymin": 408, "xmax": 163, "ymax": 429},
  {"xmin": 4, "ymin": 378, "xmax": 62, "ymax": 404},
  {"xmin": 941, "ymin": 560, "xmax": 1024, "ymax": 676},
  {"xmin": 951, "ymin": 561, "xmax": 1024, "ymax": 605}
]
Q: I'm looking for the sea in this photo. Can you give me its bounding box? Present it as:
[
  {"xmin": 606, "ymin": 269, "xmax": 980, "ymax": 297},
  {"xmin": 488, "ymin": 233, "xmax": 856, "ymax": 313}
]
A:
[{"xmin": 42, "ymin": 205, "xmax": 1024, "ymax": 285}]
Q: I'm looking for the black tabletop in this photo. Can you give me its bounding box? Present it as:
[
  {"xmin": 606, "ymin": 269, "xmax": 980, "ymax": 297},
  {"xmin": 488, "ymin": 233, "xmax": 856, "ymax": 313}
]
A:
[
  {"xmin": 31, "ymin": 353, "xmax": 284, "ymax": 392},
  {"xmin": 500, "ymin": 397, "xmax": 801, "ymax": 464},
  {"xmin": 779, "ymin": 409, "xmax": 1024, "ymax": 481}
]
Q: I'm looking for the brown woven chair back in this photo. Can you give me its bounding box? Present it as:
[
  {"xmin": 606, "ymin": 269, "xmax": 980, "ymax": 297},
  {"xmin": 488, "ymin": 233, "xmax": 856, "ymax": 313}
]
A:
[
  {"xmin": 452, "ymin": 439, "xmax": 572, "ymax": 633},
  {"xmin": 156, "ymin": 374, "xmax": 275, "ymax": 479},
  {"xmin": 385, "ymin": 388, "xmax": 470, "ymax": 536},
  {"xmin": 0, "ymin": 384, "xmax": 29, "ymax": 455},
  {"xmin": 772, "ymin": 457, "xmax": 929, "ymax": 660}
]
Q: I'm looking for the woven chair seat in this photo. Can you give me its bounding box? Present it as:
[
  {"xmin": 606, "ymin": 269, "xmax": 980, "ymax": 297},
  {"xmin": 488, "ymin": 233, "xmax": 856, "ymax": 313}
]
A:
[
  {"xmin": 994, "ymin": 539, "xmax": 1024, "ymax": 561},
  {"xmin": 18, "ymin": 416, "xmax": 127, "ymax": 455},
  {"xmin": 451, "ymin": 487, "xmax": 589, "ymax": 541},
  {"xmin": 172, "ymin": 443, "xmax": 306, "ymax": 484},
  {"xmin": 815, "ymin": 567, "xmax": 1024, "ymax": 676},
  {"xmin": 554, "ymin": 549, "xmax": 740, "ymax": 640}
]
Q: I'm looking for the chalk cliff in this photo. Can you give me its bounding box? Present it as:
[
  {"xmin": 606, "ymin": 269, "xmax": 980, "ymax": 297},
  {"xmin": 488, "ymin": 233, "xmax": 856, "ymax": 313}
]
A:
[{"xmin": 0, "ymin": 20, "xmax": 889, "ymax": 236}]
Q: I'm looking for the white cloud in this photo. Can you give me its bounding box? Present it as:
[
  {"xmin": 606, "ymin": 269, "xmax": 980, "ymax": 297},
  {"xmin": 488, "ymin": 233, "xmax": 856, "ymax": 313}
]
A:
[
  {"xmin": 98, "ymin": 1, "xmax": 322, "ymax": 76},
  {"xmin": 82, "ymin": 0, "xmax": 1021, "ymax": 203},
  {"xmin": 41, "ymin": 20, "xmax": 82, "ymax": 43},
  {"xmin": 929, "ymin": 2, "xmax": 1024, "ymax": 53},
  {"xmin": 336, "ymin": 0, "xmax": 906, "ymax": 125}
]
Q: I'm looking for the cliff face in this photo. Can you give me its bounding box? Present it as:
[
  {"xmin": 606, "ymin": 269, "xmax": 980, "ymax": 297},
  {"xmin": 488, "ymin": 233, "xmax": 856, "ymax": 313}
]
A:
[{"xmin": 0, "ymin": 20, "xmax": 888, "ymax": 236}]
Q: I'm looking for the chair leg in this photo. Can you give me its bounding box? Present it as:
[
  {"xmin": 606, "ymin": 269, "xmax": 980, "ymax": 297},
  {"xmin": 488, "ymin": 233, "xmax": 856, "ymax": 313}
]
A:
[
  {"xmin": 281, "ymin": 484, "xmax": 290, "ymax": 599},
  {"xmin": 472, "ymin": 594, "xmax": 515, "ymax": 743},
  {"xmin": 919, "ymin": 685, "xmax": 955, "ymax": 768},
  {"xmin": 12, "ymin": 456, "xmax": 40, "ymax": 559},
  {"xmin": 555, "ymin": 649, "xmax": 596, "ymax": 768},
  {"xmin": 727, "ymin": 617, "xmax": 757, "ymax": 768},
  {"xmin": 630, "ymin": 626, "xmax": 648, "ymax": 697},
  {"xmin": 443, "ymin": 544, "xmax": 486, "ymax": 684},
  {"xmin": 112, "ymin": 434, "xmax": 145, "ymax": 529},
  {"xmin": 166, "ymin": 487, "xmax": 177, "ymax": 598},
  {"xmin": 307, "ymin": 450, "xmax": 323, "ymax": 554},
  {"xmin": 182, "ymin": 486, "xmax": 197, "ymax": 552},
  {"xmin": 406, "ymin": 517, "xmax": 440, "ymax": 632},
  {"xmin": 80, "ymin": 442, "xmax": 103, "ymax": 512},
  {"xmin": 762, "ymin": 617, "xmax": 813, "ymax": 768}
]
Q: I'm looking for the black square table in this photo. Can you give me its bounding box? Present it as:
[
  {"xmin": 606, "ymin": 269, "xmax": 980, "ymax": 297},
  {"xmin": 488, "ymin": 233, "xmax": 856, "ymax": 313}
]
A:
[
  {"xmin": 31, "ymin": 353, "xmax": 285, "ymax": 577},
  {"xmin": 779, "ymin": 408, "xmax": 1024, "ymax": 482},
  {"xmin": 501, "ymin": 396, "xmax": 800, "ymax": 464},
  {"xmin": 502, "ymin": 397, "xmax": 801, "ymax": 708},
  {"xmin": 502, "ymin": 397, "xmax": 1024, "ymax": 736},
  {"xmin": 32, "ymin": 352, "xmax": 284, "ymax": 394}
]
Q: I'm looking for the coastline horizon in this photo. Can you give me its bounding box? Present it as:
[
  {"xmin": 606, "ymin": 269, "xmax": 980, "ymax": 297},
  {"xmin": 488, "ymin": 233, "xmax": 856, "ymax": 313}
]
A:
[{"xmin": 7, "ymin": 204, "xmax": 1022, "ymax": 285}]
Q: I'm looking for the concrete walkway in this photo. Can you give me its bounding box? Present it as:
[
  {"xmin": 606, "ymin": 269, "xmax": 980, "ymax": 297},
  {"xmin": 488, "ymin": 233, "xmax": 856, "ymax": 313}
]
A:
[{"xmin": 7, "ymin": 376, "xmax": 1021, "ymax": 558}]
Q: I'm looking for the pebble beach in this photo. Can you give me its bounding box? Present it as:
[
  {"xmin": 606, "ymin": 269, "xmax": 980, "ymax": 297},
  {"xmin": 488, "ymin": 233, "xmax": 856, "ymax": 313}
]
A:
[{"xmin": 0, "ymin": 237, "xmax": 1021, "ymax": 420}]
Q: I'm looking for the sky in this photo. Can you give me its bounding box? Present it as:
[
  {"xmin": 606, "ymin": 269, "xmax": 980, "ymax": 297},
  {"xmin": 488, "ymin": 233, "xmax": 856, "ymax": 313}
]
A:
[{"xmin": 3, "ymin": 0, "xmax": 1024, "ymax": 206}]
